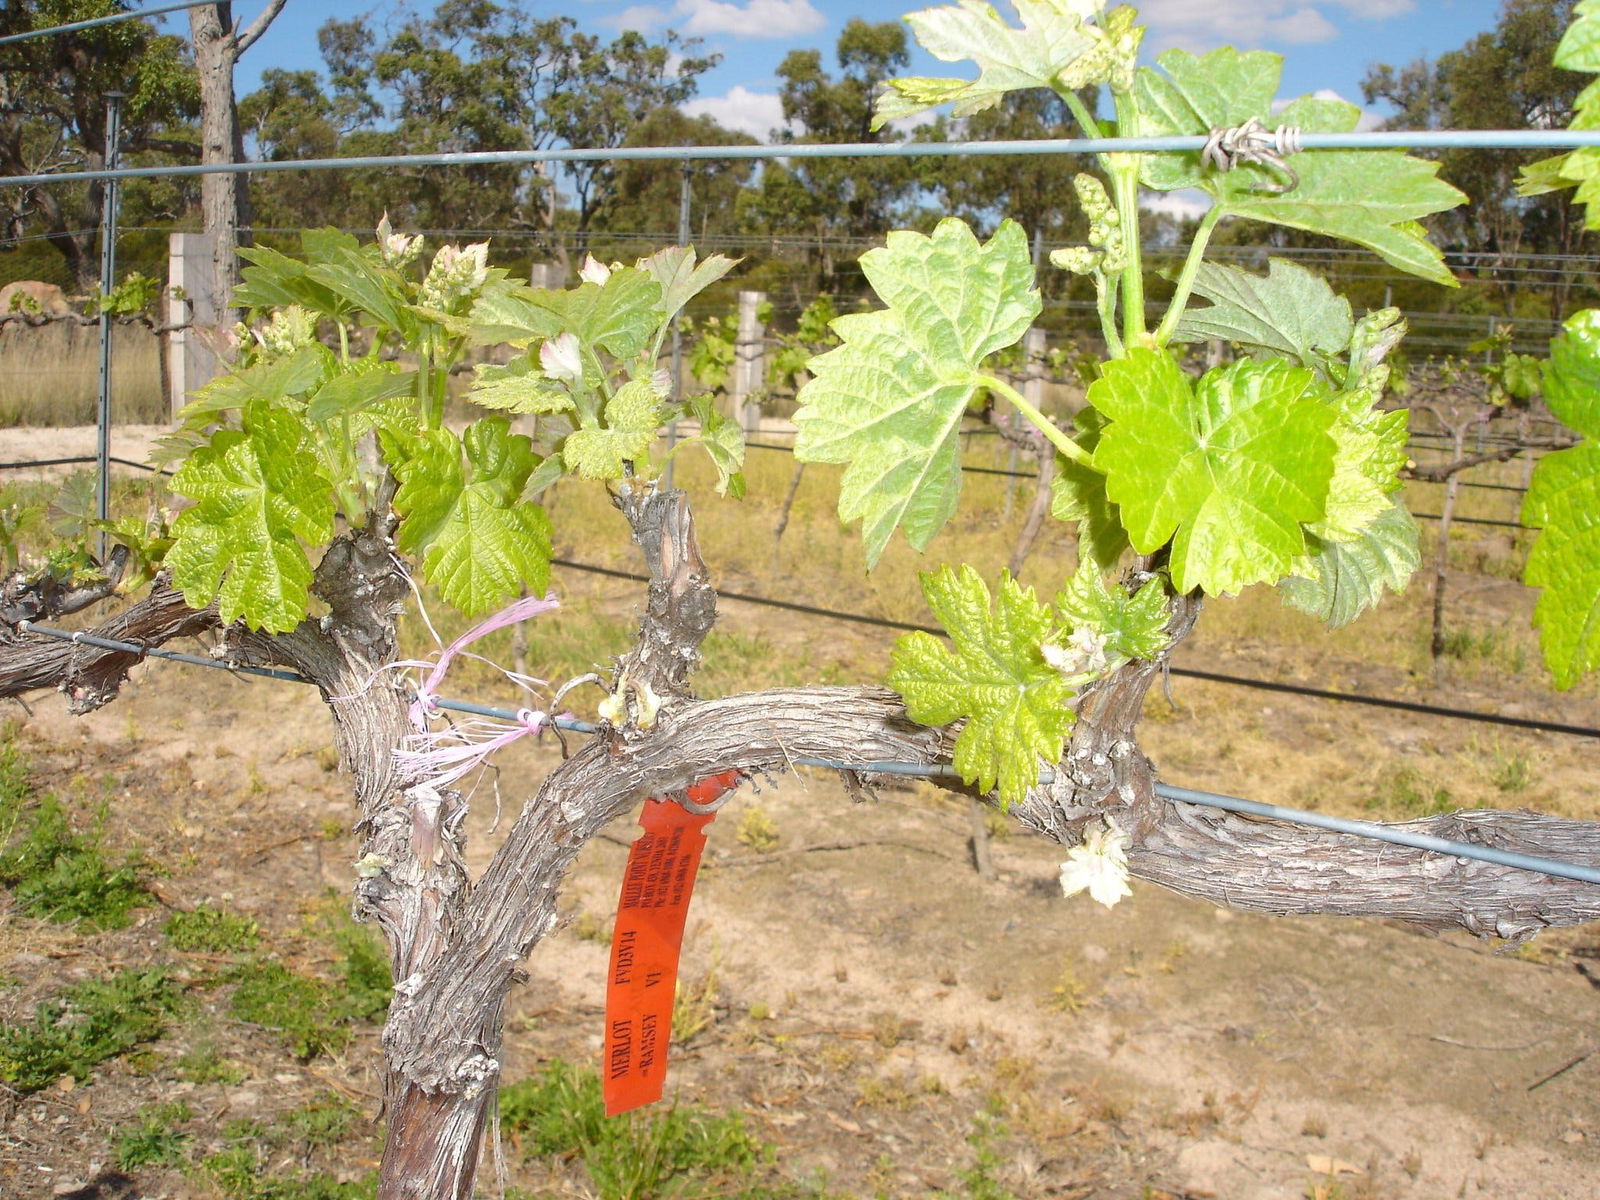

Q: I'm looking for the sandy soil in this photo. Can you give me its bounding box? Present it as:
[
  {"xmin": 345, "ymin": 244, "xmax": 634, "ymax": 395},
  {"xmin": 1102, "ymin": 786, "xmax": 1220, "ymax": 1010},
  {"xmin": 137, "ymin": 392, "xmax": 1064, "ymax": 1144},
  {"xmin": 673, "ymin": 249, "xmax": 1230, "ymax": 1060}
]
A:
[{"xmin": 2, "ymin": 636, "xmax": 1597, "ymax": 1200}]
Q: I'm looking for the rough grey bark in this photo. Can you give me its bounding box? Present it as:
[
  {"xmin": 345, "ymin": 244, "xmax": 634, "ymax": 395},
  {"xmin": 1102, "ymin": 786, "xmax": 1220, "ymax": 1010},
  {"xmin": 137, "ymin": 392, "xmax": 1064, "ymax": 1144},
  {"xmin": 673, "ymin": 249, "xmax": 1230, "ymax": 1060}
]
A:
[{"xmin": 188, "ymin": 1, "xmax": 286, "ymax": 330}]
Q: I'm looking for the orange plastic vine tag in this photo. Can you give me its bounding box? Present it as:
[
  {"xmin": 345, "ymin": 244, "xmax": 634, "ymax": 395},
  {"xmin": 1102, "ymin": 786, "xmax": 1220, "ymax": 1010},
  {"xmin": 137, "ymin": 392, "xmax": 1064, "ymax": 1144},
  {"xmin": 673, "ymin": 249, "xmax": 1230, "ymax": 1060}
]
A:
[{"xmin": 602, "ymin": 771, "xmax": 742, "ymax": 1116}]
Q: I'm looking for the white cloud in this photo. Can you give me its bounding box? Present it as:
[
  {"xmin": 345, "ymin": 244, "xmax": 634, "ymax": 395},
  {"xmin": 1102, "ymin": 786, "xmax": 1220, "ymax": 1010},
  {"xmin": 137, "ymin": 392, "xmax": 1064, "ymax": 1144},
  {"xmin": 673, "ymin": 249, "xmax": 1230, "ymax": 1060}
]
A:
[
  {"xmin": 1333, "ymin": 0, "xmax": 1415, "ymax": 17},
  {"xmin": 1141, "ymin": 189, "xmax": 1212, "ymax": 221},
  {"xmin": 1138, "ymin": 2, "xmax": 1340, "ymax": 52},
  {"xmin": 682, "ymin": 86, "xmax": 787, "ymax": 140},
  {"xmin": 1271, "ymin": 87, "xmax": 1385, "ymax": 130},
  {"xmin": 671, "ymin": 0, "xmax": 826, "ymax": 38},
  {"xmin": 608, "ymin": 4, "xmax": 671, "ymax": 33}
]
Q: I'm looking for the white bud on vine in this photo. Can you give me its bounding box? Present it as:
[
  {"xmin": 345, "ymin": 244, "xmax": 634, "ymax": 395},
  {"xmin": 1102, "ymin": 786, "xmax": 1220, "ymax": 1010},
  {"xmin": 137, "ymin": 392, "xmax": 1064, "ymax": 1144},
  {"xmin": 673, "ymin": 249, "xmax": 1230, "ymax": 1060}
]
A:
[
  {"xmin": 1058, "ymin": 817, "xmax": 1132, "ymax": 908},
  {"xmin": 539, "ymin": 332, "xmax": 584, "ymax": 384},
  {"xmin": 376, "ymin": 212, "xmax": 424, "ymax": 268},
  {"xmin": 1050, "ymin": 246, "xmax": 1102, "ymax": 276},
  {"xmin": 579, "ymin": 254, "xmax": 613, "ymax": 286}
]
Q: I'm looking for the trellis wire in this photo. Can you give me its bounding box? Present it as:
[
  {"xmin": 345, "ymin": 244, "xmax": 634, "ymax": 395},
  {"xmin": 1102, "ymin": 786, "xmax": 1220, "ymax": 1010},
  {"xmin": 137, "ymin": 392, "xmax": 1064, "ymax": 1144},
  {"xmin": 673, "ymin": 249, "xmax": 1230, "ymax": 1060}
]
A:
[
  {"xmin": 11, "ymin": 128, "xmax": 1600, "ymax": 189},
  {"xmin": 14, "ymin": 617, "xmax": 1600, "ymax": 887},
  {"xmin": 0, "ymin": 0, "xmax": 218, "ymax": 47}
]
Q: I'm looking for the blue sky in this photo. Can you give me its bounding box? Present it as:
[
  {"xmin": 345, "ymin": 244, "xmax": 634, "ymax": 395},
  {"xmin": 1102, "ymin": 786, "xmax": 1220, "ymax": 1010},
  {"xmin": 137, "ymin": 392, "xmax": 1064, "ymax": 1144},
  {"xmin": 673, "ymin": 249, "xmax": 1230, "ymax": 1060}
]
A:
[{"xmin": 225, "ymin": 0, "xmax": 1506, "ymax": 141}]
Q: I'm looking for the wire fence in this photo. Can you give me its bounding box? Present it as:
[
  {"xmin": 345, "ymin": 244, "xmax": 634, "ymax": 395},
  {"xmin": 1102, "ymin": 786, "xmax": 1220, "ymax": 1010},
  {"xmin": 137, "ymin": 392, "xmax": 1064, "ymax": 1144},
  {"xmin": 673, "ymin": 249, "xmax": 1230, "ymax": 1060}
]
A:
[
  {"xmin": 6, "ymin": 8, "xmax": 1600, "ymax": 906},
  {"xmin": 16, "ymin": 617, "xmax": 1600, "ymax": 887}
]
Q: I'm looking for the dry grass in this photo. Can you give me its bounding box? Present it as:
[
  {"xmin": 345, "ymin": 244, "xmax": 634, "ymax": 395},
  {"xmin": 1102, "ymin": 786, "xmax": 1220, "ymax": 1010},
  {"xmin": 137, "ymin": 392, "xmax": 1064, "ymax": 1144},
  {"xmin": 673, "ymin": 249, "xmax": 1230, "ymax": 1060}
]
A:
[{"xmin": 0, "ymin": 323, "xmax": 165, "ymax": 427}]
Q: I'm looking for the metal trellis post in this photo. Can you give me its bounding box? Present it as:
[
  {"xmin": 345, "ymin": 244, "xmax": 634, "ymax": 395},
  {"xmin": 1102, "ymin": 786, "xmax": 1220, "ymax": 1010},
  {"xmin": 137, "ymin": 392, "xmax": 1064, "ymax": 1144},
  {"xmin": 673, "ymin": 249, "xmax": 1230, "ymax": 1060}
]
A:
[{"xmin": 96, "ymin": 92, "xmax": 125, "ymax": 560}]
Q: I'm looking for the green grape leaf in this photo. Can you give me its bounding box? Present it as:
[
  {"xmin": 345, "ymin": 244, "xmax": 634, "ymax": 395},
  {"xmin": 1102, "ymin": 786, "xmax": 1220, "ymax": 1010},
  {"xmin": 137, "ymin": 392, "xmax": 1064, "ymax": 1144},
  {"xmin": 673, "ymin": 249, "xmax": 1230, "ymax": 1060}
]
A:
[
  {"xmin": 794, "ymin": 218, "xmax": 1039, "ymax": 566},
  {"xmin": 888, "ymin": 565, "xmax": 1074, "ymax": 809},
  {"xmin": 687, "ymin": 395, "xmax": 746, "ymax": 498},
  {"xmin": 1171, "ymin": 259, "xmax": 1352, "ymax": 377},
  {"xmin": 1090, "ymin": 350, "xmax": 1337, "ymax": 596},
  {"xmin": 466, "ymin": 286, "xmax": 561, "ymax": 346},
  {"xmin": 1281, "ymin": 500, "xmax": 1420, "ymax": 628},
  {"xmin": 1053, "ymin": 566, "xmax": 1171, "ymax": 663},
  {"xmin": 544, "ymin": 267, "xmax": 665, "ymax": 361},
  {"xmin": 180, "ymin": 345, "xmax": 334, "ymax": 418},
  {"xmin": 1558, "ymin": 0, "xmax": 1600, "ymax": 71},
  {"xmin": 643, "ymin": 246, "xmax": 739, "ymax": 323},
  {"xmin": 306, "ymin": 363, "xmax": 416, "ymax": 424},
  {"xmin": 1346, "ymin": 307, "xmax": 1408, "ymax": 382},
  {"xmin": 167, "ymin": 401, "xmax": 335, "ymax": 633},
  {"xmin": 467, "ymin": 357, "xmax": 575, "ymax": 416},
  {"xmin": 561, "ymin": 380, "xmax": 663, "ymax": 480},
  {"xmin": 873, "ymin": 0, "xmax": 1122, "ymax": 128},
  {"xmin": 390, "ymin": 419, "xmax": 552, "ymax": 616},
  {"xmin": 1049, "ymin": 407, "xmax": 1128, "ymax": 568},
  {"xmin": 1136, "ymin": 50, "xmax": 1463, "ymax": 285},
  {"xmin": 1524, "ymin": 441, "xmax": 1600, "ymax": 688},
  {"xmin": 1544, "ymin": 310, "xmax": 1600, "ymax": 437},
  {"xmin": 305, "ymin": 248, "xmax": 411, "ymax": 334},
  {"xmin": 1312, "ymin": 397, "xmax": 1409, "ymax": 543},
  {"xmin": 236, "ymin": 245, "xmax": 349, "ymax": 316}
]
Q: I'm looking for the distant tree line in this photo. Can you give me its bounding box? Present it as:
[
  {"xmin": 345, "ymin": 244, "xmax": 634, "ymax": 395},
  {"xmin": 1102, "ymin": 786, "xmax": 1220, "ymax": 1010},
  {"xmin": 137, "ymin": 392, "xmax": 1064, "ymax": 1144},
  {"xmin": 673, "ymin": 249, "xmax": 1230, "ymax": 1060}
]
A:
[{"xmin": 0, "ymin": 0, "xmax": 1593, "ymax": 322}]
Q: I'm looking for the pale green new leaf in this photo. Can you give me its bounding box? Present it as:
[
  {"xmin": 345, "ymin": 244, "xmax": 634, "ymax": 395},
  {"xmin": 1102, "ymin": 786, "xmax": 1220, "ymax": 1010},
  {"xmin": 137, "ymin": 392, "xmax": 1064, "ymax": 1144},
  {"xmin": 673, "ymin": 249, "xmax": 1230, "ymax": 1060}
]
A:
[
  {"xmin": 794, "ymin": 218, "xmax": 1039, "ymax": 565},
  {"xmin": 1522, "ymin": 307, "xmax": 1600, "ymax": 687},
  {"xmin": 561, "ymin": 380, "xmax": 662, "ymax": 480},
  {"xmin": 688, "ymin": 395, "xmax": 746, "ymax": 498},
  {"xmin": 547, "ymin": 267, "xmax": 664, "ymax": 361},
  {"xmin": 390, "ymin": 419, "xmax": 553, "ymax": 616},
  {"xmin": 1312, "ymin": 397, "xmax": 1409, "ymax": 543},
  {"xmin": 1090, "ymin": 350, "xmax": 1337, "ymax": 596},
  {"xmin": 1053, "ymin": 566, "xmax": 1170, "ymax": 663},
  {"xmin": 1135, "ymin": 51, "xmax": 1463, "ymax": 285},
  {"xmin": 1523, "ymin": 442, "xmax": 1600, "ymax": 688},
  {"xmin": 873, "ymin": 0, "xmax": 1126, "ymax": 128},
  {"xmin": 1281, "ymin": 500, "xmax": 1420, "ymax": 628},
  {"xmin": 643, "ymin": 246, "xmax": 739, "ymax": 322},
  {"xmin": 466, "ymin": 286, "xmax": 562, "ymax": 346},
  {"xmin": 305, "ymin": 248, "xmax": 410, "ymax": 334},
  {"xmin": 179, "ymin": 345, "xmax": 333, "ymax": 418},
  {"xmin": 1544, "ymin": 309, "xmax": 1600, "ymax": 437},
  {"xmin": 306, "ymin": 362, "xmax": 416, "ymax": 424},
  {"xmin": 888, "ymin": 565, "xmax": 1074, "ymax": 809},
  {"xmin": 1171, "ymin": 259, "xmax": 1352, "ymax": 377},
  {"xmin": 167, "ymin": 401, "xmax": 334, "ymax": 633},
  {"xmin": 1557, "ymin": 0, "xmax": 1600, "ymax": 71},
  {"xmin": 467, "ymin": 357, "xmax": 574, "ymax": 416},
  {"xmin": 1048, "ymin": 407, "xmax": 1128, "ymax": 568}
]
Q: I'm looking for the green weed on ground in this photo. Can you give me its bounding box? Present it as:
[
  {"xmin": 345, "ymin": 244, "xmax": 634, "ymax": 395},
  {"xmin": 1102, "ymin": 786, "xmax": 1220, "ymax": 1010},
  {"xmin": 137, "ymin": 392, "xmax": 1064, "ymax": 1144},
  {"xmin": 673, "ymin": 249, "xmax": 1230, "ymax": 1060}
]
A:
[
  {"xmin": 166, "ymin": 906, "xmax": 262, "ymax": 953},
  {"xmin": 501, "ymin": 1059, "xmax": 786, "ymax": 1200},
  {"xmin": 0, "ymin": 968, "xmax": 183, "ymax": 1092},
  {"xmin": 224, "ymin": 912, "xmax": 390, "ymax": 1058},
  {"xmin": 115, "ymin": 1101, "xmax": 193, "ymax": 1170},
  {"xmin": 197, "ymin": 1115, "xmax": 377, "ymax": 1200},
  {"xmin": 0, "ymin": 733, "xmax": 149, "ymax": 929}
]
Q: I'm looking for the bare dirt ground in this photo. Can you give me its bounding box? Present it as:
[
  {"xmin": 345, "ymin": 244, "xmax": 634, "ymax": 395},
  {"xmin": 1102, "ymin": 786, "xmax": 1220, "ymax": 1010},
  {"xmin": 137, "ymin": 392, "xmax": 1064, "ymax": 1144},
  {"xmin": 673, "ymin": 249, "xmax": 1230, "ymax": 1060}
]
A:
[{"xmin": 2, "ymin": 427, "xmax": 1598, "ymax": 1199}]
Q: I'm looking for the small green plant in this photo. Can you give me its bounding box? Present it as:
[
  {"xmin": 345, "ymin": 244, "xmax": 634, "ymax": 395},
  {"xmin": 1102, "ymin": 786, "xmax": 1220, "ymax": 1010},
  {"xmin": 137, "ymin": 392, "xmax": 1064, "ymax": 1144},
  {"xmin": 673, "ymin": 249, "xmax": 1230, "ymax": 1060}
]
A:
[
  {"xmin": 672, "ymin": 965, "xmax": 719, "ymax": 1044},
  {"xmin": 282, "ymin": 1092, "xmax": 363, "ymax": 1151},
  {"xmin": 166, "ymin": 905, "xmax": 262, "ymax": 953},
  {"xmin": 227, "ymin": 960, "xmax": 350, "ymax": 1059},
  {"xmin": 1367, "ymin": 765, "xmax": 1453, "ymax": 818},
  {"xmin": 0, "ymin": 786, "xmax": 147, "ymax": 929},
  {"xmin": 175, "ymin": 1039, "xmax": 247, "ymax": 1085},
  {"xmin": 0, "ymin": 968, "xmax": 183, "ymax": 1092},
  {"xmin": 734, "ymin": 804, "xmax": 780, "ymax": 852},
  {"xmin": 1042, "ymin": 962, "xmax": 1090, "ymax": 1015},
  {"xmin": 500, "ymin": 1059, "xmax": 764, "ymax": 1200},
  {"xmin": 934, "ymin": 1115, "xmax": 1021, "ymax": 1200},
  {"xmin": 328, "ymin": 916, "xmax": 392, "ymax": 1024},
  {"xmin": 1489, "ymin": 747, "xmax": 1538, "ymax": 795},
  {"xmin": 115, "ymin": 1100, "xmax": 193, "ymax": 1170}
]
